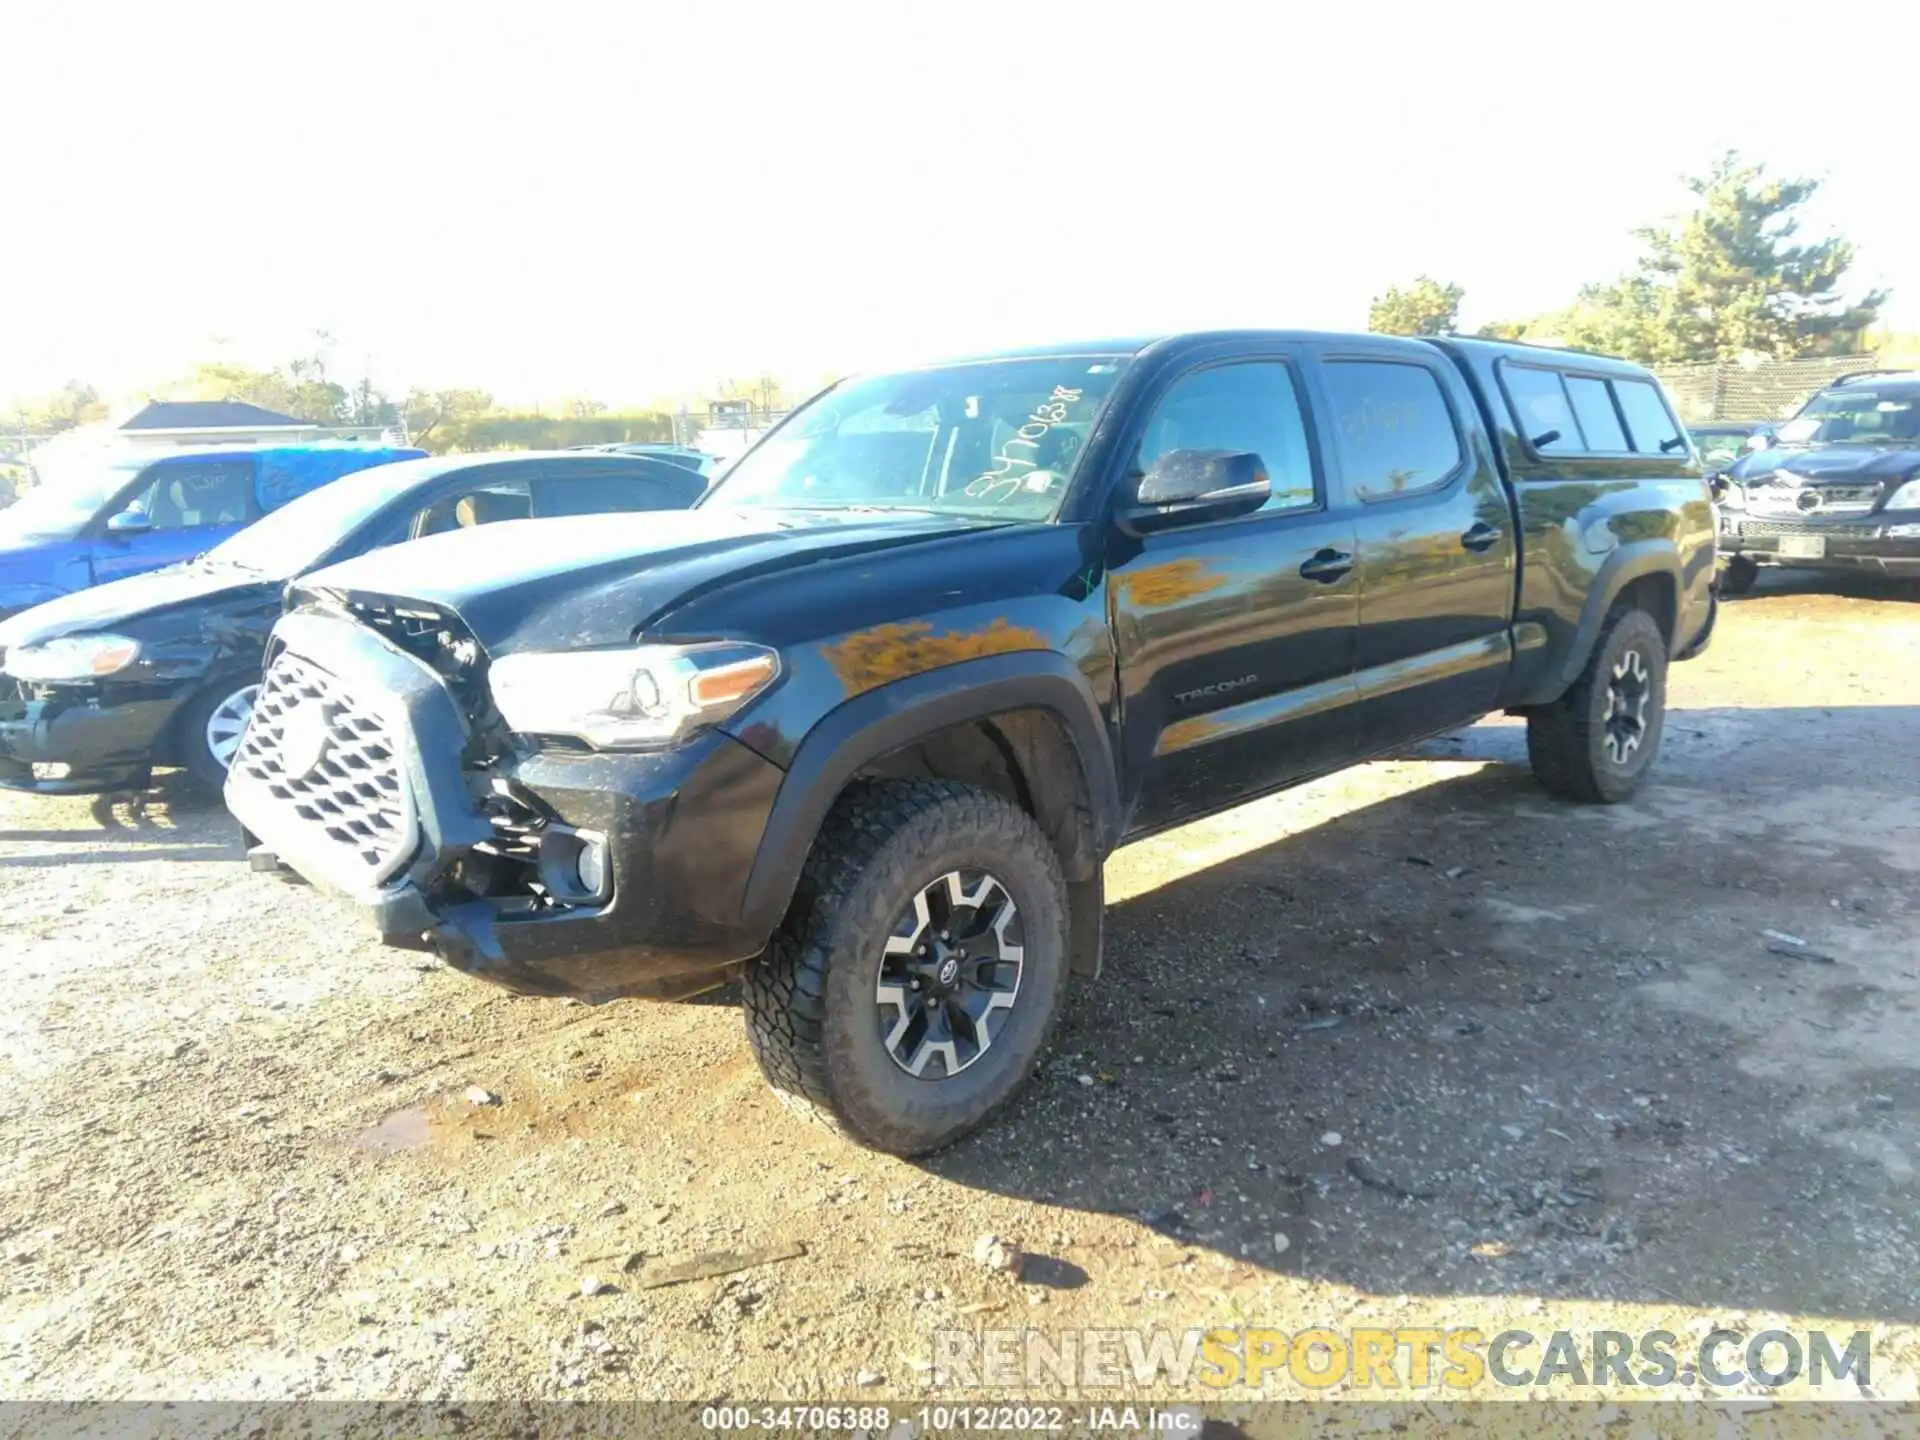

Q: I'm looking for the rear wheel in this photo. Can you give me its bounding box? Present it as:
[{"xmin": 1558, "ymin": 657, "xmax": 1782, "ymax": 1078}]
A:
[
  {"xmin": 742, "ymin": 778, "xmax": 1069, "ymax": 1155},
  {"xmin": 1526, "ymin": 605, "xmax": 1668, "ymax": 804},
  {"xmin": 1718, "ymin": 555, "xmax": 1759, "ymax": 596},
  {"xmin": 179, "ymin": 680, "xmax": 259, "ymax": 788}
]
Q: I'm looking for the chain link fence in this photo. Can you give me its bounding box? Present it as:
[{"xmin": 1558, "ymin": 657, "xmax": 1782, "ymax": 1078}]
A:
[{"xmin": 1650, "ymin": 355, "xmax": 1889, "ymax": 423}]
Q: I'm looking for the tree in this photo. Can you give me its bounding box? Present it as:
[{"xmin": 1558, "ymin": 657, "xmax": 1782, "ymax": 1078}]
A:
[
  {"xmin": 347, "ymin": 373, "xmax": 401, "ymax": 429},
  {"xmin": 403, "ymin": 387, "xmax": 494, "ymax": 448},
  {"xmin": 3, "ymin": 380, "xmax": 107, "ymax": 434},
  {"xmin": 1473, "ymin": 317, "xmax": 1537, "ymax": 342},
  {"xmin": 185, "ymin": 358, "xmax": 348, "ymax": 423},
  {"xmin": 1554, "ymin": 152, "xmax": 1885, "ymax": 363},
  {"xmin": 1369, "ymin": 276, "xmax": 1464, "ymax": 337}
]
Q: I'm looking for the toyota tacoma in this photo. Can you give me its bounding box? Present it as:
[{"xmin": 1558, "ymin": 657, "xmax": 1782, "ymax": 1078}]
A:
[{"xmin": 226, "ymin": 332, "xmax": 1714, "ymax": 1154}]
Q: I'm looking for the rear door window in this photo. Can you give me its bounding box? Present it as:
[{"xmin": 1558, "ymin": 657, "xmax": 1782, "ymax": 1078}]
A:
[
  {"xmin": 1564, "ymin": 376, "xmax": 1629, "ymax": 451},
  {"xmin": 1615, "ymin": 379, "xmax": 1687, "ymax": 455},
  {"xmin": 1320, "ymin": 360, "xmax": 1464, "ymax": 499},
  {"xmin": 255, "ymin": 449, "xmax": 405, "ymax": 512}
]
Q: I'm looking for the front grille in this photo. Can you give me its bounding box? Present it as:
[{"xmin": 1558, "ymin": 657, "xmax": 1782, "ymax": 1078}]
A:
[
  {"xmin": 230, "ymin": 651, "xmax": 411, "ymax": 878},
  {"xmin": 1735, "ymin": 519, "xmax": 1879, "ymax": 538},
  {"xmin": 1817, "ymin": 485, "xmax": 1884, "ymax": 507},
  {"xmin": 1745, "ymin": 482, "xmax": 1882, "ymax": 517}
]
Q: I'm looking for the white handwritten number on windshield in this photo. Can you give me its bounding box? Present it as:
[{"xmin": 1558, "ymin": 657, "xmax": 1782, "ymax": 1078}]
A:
[{"xmin": 965, "ymin": 387, "xmax": 1086, "ymax": 502}]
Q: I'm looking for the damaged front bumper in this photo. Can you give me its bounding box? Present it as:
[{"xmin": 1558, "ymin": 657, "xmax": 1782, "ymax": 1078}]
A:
[
  {"xmin": 0, "ymin": 675, "xmax": 186, "ymax": 793},
  {"xmin": 225, "ymin": 611, "xmax": 786, "ymax": 1002}
]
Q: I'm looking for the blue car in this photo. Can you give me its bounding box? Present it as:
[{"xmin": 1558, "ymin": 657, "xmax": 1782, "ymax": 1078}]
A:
[{"xmin": 0, "ymin": 443, "xmax": 424, "ymax": 619}]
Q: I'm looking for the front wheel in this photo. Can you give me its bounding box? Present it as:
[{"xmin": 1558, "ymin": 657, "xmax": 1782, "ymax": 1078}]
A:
[
  {"xmin": 1718, "ymin": 555, "xmax": 1759, "ymax": 596},
  {"xmin": 1526, "ymin": 605, "xmax": 1668, "ymax": 804},
  {"xmin": 179, "ymin": 680, "xmax": 260, "ymax": 787},
  {"xmin": 742, "ymin": 778, "xmax": 1070, "ymax": 1155}
]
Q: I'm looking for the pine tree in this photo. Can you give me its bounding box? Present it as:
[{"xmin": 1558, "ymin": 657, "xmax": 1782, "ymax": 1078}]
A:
[{"xmin": 1558, "ymin": 152, "xmax": 1884, "ymax": 363}]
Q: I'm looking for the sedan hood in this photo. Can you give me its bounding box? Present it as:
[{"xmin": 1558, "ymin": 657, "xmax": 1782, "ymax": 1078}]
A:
[
  {"xmin": 1729, "ymin": 443, "xmax": 1920, "ymax": 487},
  {"xmin": 0, "ymin": 559, "xmax": 269, "ymax": 650},
  {"xmin": 295, "ymin": 507, "xmax": 1010, "ymax": 654}
]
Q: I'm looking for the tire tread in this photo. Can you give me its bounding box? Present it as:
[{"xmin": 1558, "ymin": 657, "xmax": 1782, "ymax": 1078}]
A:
[
  {"xmin": 741, "ymin": 778, "xmax": 1066, "ymax": 1154},
  {"xmin": 1526, "ymin": 603, "xmax": 1666, "ymax": 805}
]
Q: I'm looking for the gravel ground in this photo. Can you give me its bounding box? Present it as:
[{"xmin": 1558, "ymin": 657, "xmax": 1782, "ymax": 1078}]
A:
[{"xmin": 2, "ymin": 569, "xmax": 1918, "ymax": 1407}]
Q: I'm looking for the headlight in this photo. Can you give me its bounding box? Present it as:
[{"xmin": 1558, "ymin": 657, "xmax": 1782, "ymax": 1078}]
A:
[
  {"xmin": 3, "ymin": 633, "xmax": 143, "ymax": 682},
  {"xmin": 487, "ymin": 642, "xmax": 779, "ymax": 750},
  {"xmin": 1885, "ymin": 478, "xmax": 1920, "ymax": 511},
  {"xmin": 1718, "ymin": 482, "xmax": 1747, "ymax": 510}
]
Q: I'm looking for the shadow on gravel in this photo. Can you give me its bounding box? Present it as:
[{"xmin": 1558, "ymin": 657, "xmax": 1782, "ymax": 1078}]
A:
[
  {"xmin": 0, "ymin": 840, "xmax": 235, "ymax": 867},
  {"xmin": 927, "ymin": 711, "xmax": 1920, "ymax": 1324},
  {"xmin": 1726, "ymin": 569, "xmax": 1920, "ymax": 606},
  {"xmin": 0, "ymin": 774, "xmax": 241, "ymax": 863}
]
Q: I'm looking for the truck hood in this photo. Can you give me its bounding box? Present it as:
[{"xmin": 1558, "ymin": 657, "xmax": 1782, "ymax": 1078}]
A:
[
  {"xmin": 1729, "ymin": 443, "xmax": 1920, "ymax": 487},
  {"xmin": 295, "ymin": 507, "xmax": 1015, "ymax": 654},
  {"xmin": 0, "ymin": 559, "xmax": 270, "ymax": 649}
]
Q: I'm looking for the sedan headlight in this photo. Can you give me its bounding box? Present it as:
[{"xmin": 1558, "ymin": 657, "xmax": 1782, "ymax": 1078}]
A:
[
  {"xmin": 3, "ymin": 633, "xmax": 143, "ymax": 682},
  {"xmin": 1717, "ymin": 481, "xmax": 1747, "ymax": 510},
  {"xmin": 1884, "ymin": 478, "xmax": 1920, "ymax": 511},
  {"xmin": 488, "ymin": 642, "xmax": 779, "ymax": 749}
]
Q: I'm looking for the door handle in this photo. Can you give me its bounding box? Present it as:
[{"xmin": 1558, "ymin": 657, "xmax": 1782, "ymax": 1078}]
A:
[
  {"xmin": 1299, "ymin": 548, "xmax": 1354, "ymax": 583},
  {"xmin": 1461, "ymin": 522, "xmax": 1502, "ymax": 552}
]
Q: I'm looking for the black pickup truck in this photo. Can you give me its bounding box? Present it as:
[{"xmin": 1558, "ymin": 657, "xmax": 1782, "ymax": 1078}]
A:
[{"xmin": 226, "ymin": 332, "xmax": 1715, "ymax": 1154}]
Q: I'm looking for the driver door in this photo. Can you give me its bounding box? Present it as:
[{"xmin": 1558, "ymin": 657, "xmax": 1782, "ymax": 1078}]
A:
[{"xmin": 1111, "ymin": 352, "xmax": 1360, "ymax": 836}]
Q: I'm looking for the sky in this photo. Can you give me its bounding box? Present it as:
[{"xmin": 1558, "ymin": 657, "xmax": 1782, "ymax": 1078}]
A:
[{"xmin": 2, "ymin": 0, "xmax": 1916, "ymax": 411}]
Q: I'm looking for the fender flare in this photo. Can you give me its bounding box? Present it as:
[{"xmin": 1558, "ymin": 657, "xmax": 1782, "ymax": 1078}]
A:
[
  {"xmin": 1553, "ymin": 540, "xmax": 1682, "ymax": 690},
  {"xmin": 737, "ymin": 650, "xmax": 1120, "ymax": 937}
]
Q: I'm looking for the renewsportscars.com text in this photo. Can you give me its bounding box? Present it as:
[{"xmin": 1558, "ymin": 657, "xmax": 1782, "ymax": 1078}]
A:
[{"xmin": 932, "ymin": 1326, "xmax": 1875, "ymax": 1392}]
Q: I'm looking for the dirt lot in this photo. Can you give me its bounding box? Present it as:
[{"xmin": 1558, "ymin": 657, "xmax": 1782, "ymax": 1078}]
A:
[{"xmin": 3, "ymin": 571, "xmax": 1918, "ymax": 1407}]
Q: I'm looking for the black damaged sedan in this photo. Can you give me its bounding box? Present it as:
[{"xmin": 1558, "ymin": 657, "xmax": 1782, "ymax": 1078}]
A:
[
  {"xmin": 1716, "ymin": 370, "xmax": 1920, "ymax": 594},
  {"xmin": 0, "ymin": 451, "xmax": 706, "ymax": 793}
]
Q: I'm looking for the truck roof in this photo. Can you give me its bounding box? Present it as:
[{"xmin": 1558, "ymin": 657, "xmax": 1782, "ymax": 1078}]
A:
[
  {"xmin": 920, "ymin": 330, "xmax": 1661, "ymax": 378},
  {"xmin": 1432, "ymin": 334, "xmax": 1664, "ymax": 379}
]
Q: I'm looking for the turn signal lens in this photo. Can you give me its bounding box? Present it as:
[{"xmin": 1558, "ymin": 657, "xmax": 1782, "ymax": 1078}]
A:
[{"xmin": 689, "ymin": 655, "xmax": 779, "ymax": 709}]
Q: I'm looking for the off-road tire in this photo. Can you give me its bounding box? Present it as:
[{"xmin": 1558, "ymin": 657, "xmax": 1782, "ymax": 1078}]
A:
[
  {"xmin": 741, "ymin": 778, "xmax": 1070, "ymax": 1156},
  {"xmin": 177, "ymin": 679, "xmax": 260, "ymax": 789},
  {"xmin": 1526, "ymin": 604, "xmax": 1668, "ymax": 804},
  {"xmin": 1718, "ymin": 555, "xmax": 1759, "ymax": 596}
]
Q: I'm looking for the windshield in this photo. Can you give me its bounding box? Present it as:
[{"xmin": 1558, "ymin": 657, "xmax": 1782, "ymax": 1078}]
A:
[
  {"xmin": 0, "ymin": 457, "xmax": 148, "ymax": 543},
  {"xmin": 1688, "ymin": 427, "xmax": 1754, "ymax": 470},
  {"xmin": 203, "ymin": 459, "xmax": 434, "ymax": 576},
  {"xmin": 704, "ymin": 356, "xmax": 1130, "ymax": 520},
  {"xmin": 1777, "ymin": 384, "xmax": 1920, "ymax": 446}
]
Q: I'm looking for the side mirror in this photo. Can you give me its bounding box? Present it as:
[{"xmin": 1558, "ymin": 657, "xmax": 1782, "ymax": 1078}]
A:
[
  {"xmin": 1119, "ymin": 449, "xmax": 1270, "ymax": 534},
  {"xmin": 106, "ymin": 510, "xmax": 152, "ymax": 536},
  {"xmin": 1744, "ymin": 430, "xmax": 1774, "ymax": 452}
]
